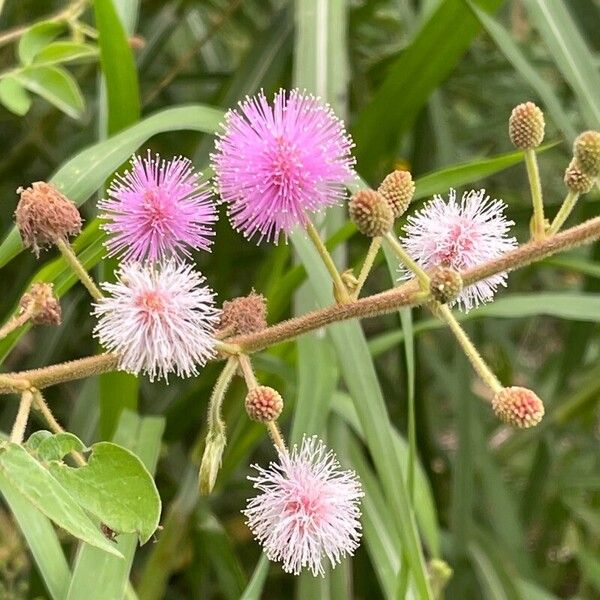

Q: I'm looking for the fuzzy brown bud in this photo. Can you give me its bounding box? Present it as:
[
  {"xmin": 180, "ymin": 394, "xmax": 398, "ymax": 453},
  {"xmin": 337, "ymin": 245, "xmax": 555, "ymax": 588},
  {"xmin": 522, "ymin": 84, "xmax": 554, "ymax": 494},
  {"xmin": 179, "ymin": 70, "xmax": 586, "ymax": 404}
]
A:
[
  {"xmin": 245, "ymin": 386, "xmax": 283, "ymax": 423},
  {"xmin": 349, "ymin": 189, "xmax": 394, "ymax": 237},
  {"xmin": 15, "ymin": 182, "xmax": 82, "ymax": 256},
  {"xmin": 492, "ymin": 386, "xmax": 544, "ymax": 429},
  {"xmin": 19, "ymin": 282, "xmax": 61, "ymax": 325},
  {"xmin": 564, "ymin": 159, "xmax": 594, "ymax": 194},
  {"xmin": 377, "ymin": 170, "xmax": 415, "ymax": 219},
  {"xmin": 429, "ymin": 267, "xmax": 463, "ymax": 305},
  {"xmin": 573, "ymin": 130, "xmax": 600, "ymax": 176},
  {"xmin": 219, "ymin": 291, "xmax": 267, "ymax": 336},
  {"xmin": 509, "ymin": 102, "xmax": 545, "ymax": 149}
]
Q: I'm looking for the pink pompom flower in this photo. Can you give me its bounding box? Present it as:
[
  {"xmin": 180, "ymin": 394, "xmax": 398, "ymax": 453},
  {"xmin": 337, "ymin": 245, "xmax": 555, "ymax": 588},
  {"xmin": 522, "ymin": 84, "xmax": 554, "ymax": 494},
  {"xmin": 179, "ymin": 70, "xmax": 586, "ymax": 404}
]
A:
[
  {"xmin": 400, "ymin": 189, "xmax": 518, "ymax": 311},
  {"xmin": 244, "ymin": 436, "xmax": 363, "ymax": 576},
  {"xmin": 92, "ymin": 261, "xmax": 220, "ymax": 382},
  {"xmin": 99, "ymin": 152, "xmax": 217, "ymax": 262},
  {"xmin": 212, "ymin": 89, "xmax": 355, "ymax": 243}
]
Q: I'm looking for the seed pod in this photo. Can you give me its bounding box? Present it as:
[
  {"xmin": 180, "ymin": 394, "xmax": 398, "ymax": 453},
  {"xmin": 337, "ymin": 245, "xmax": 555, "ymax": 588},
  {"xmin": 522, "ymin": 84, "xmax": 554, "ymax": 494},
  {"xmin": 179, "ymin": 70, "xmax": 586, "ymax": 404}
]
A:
[
  {"xmin": 219, "ymin": 291, "xmax": 267, "ymax": 335},
  {"xmin": 20, "ymin": 282, "xmax": 61, "ymax": 326},
  {"xmin": 377, "ymin": 170, "xmax": 415, "ymax": 219},
  {"xmin": 199, "ymin": 429, "xmax": 227, "ymax": 495},
  {"xmin": 573, "ymin": 130, "xmax": 600, "ymax": 176},
  {"xmin": 245, "ymin": 386, "xmax": 283, "ymax": 422},
  {"xmin": 509, "ymin": 102, "xmax": 545, "ymax": 149},
  {"xmin": 15, "ymin": 182, "xmax": 82, "ymax": 256},
  {"xmin": 492, "ymin": 386, "xmax": 544, "ymax": 428},
  {"xmin": 348, "ymin": 189, "xmax": 394, "ymax": 237}
]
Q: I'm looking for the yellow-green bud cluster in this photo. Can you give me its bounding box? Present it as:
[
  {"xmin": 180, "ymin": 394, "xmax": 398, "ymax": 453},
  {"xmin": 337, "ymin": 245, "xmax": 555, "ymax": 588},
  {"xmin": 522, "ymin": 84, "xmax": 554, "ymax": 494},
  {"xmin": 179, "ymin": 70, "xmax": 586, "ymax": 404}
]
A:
[
  {"xmin": 377, "ymin": 170, "xmax": 415, "ymax": 219},
  {"xmin": 564, "ymin": 158, "xmax": 594, "ymax": 194},
  {"xmin": 509, "ymin": 102, "xmax": 545, "ymax": 149},
  {"xmin": 348, "ymin": 189, "xmax": 393, "ymax": 237},
  {"xmin": 573, "ymin": 130, "xmax": 600, "ymax": 177}
]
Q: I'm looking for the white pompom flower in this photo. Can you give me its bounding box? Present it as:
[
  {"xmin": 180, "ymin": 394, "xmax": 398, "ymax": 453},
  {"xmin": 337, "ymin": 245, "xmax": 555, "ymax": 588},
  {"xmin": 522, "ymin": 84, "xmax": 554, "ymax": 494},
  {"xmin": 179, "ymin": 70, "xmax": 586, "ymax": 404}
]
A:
[
  {"xmin": 244, "ymin": 436, "xmax": 363, "ymax": 577},
  {"xmin": 93, "ymin": 261, "xmax": 220, "ymax": 382},
  {"xmin": 400, "ymin": 188, "xmax": 518, "ymax": 311}
]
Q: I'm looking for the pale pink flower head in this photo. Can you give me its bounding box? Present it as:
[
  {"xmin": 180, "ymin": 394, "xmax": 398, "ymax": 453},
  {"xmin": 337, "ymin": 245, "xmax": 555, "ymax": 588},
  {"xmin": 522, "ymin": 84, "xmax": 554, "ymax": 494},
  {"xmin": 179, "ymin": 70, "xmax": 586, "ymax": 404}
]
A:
[
  {"xmin": 244, "ymin": 435, "xmax": 363, "ymax": 576},
  {"xmin": 212, "ymin": 89, "xmax": 356, "ymax": 243},
  {"xmin": 99, "ymin": 152, "xmax": 217, "ymax": 262},
  {"xmin": 400, "ymin": 189, "xmax": 518, "ymax": 311},
  {"xmin": 92, "ymin": 261, "xmax": 220, "ymax": 382}
]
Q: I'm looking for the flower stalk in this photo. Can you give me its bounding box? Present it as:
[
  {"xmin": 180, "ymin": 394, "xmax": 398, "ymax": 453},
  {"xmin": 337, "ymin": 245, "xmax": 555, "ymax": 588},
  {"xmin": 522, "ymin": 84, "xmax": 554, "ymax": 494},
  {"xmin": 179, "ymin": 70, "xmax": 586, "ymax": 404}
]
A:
[
  {"xmin": 352, "ymin": 236, "xmax": 382, "ymax": 299},
  {"xmin": 55, "ymin": 238, "xmax": 103, "ymax": 301},
  {"xmin": 524, "ymin": 149, "xmax": 546, "ymax": 240},
  {"xmin": 306, "ymin": 221, "xmax": 352, "ymax": 304},
  {"xmin": 383, "ymin": 231, "xmax": 430, "ymax": 289},
  {"xmin": 10, "ymin": 389, "xmax": 34, "ymax": 443},
  {"xmin": 0, "ymin": 303, "xmax": 35, "ymax": 340},
  {"xmin": 548, "ymin": 190, "xmax": 579, "ymax": 235}
]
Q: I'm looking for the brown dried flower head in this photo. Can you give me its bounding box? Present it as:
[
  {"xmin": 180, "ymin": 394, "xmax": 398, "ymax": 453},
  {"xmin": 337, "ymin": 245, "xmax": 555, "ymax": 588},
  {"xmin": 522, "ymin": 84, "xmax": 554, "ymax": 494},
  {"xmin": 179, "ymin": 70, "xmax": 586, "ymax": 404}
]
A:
[
  {"xmin": 509, "ymin": 102, "xmax": 545, "ymax": 149},
  {"xmin": 429, "ymin": 266, "xmax": 463, "ymax": 305},
  {"xmin": 219, "ymin": 291, "xmax": 267, "ymax": 336},
  {"xmin": 349, "ymin": 189, "xmax": 394, "ymax": 237},
  {"xmin": 564, "ymin": 159, "xmax": 594, "ymax": 194},
  {"xmin": 377, "ymin": 170, "xmax": 415, "ymax": 219},
  {"xmin": 573, "ymin": 130, "xmax": 600, "ymax": 177},
  {"xmin": 15, "ymin": 182, "xmax": 82, "ymax": 256},
  {"xmin": 492, "ymin": 386, "xmax": 544, "ymax": 429},
  {"xmin": 19, "ymin": 282, "xmax": 61, "ymax": 326},
  {"xmin": 245, "ymin": 386, "xmax": 283, "ymax": 423}
]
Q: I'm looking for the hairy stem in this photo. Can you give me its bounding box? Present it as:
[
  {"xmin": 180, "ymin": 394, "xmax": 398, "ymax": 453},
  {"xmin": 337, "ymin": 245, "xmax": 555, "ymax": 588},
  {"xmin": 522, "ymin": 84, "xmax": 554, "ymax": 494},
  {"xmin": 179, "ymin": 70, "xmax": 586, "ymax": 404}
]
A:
[
  {"xmin": 437, "ymin": 304, "xmax": 502, "ymax": 393},
  {"xmin": 55, "ymin": 238, "xmax": 103, "ymax": 301},
  {"xmin": 548, "ymin": 190, "xmax": 579, "ymax": 235},
  {"xmin": 352, "ymin": 236, "xmax": 382, "ymax": 299},
  {"xmin": 0, "ymin": 303, "xmax": 35, "ymax": 340},
  {"xmin": 1, "ymin": 216, "xmax": 600, "ymax": 395},
  {"xmin": 306, "ymin": 221, "xmax": 352, "ymax": 304},
  {"xmin": 266, "ymin": 421, "xmax": 287, "ymax": 454},
  {"xmin": 384, "ymin": 232, "xmax": 430, "ymax": 289},
  {"xmin": 10, "ymin": 390, "xmax": 34, "ymax": 443},
  {"xmin": 207, "ymin": 357, "xmax": 238, "ymax": 434},
  {"xmin": 237, "ymin": 353, "xmax": 258, "ymax": 389},
  {"xmin": 524, "ymin": 148, "xmax": 546, "ymax": 240}
]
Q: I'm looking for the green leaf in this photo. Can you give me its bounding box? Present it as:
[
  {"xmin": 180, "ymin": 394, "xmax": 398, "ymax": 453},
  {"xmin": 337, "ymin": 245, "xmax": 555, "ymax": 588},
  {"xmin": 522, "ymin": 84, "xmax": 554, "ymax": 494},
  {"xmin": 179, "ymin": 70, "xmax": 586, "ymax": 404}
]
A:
[
  {"xmin": 94, "ymin": 0, "xmax": 141, "ymax": 134},
  {"xmin": 67, "ymin": 411, "xmax": 165, "ymax": 600},
  {"xmin": 0, "ymin": 104, "xmax": 224, "ymax": 269},
  {"xmin": 352, "ymin": 0, "xmax": 503, "ymax": 179},
  {"xmin": 0, "ymin": 471, "xmax": 71, "ymax": 599},
  {"xmin": 0, "ymin": 76, "xmax": 32, "ymax": 115},
  {"xmin": 26, "ymin": 431, "xmax": 86, "ymax": 461},
  {"xmin": 240, "ymin": 556, "xmax": 270, "ymax": 600},
  {"xmin": 14, "ymin": 65, "xmax": 84, "ymax": 119},
  {"xmin": 48, "ymin": 441, "xmax": 160, "ymax": 544},
  {"xmin": 0, "ymin": 443, "xmax": 122, "ymax": 557},
  {"xmin": 522, "ymin": 0, "xmax": 600, "ymax": 128},
  {"xmin": 33, "ymin": 42, "xmax": 99, "ymax": 66},
  {"xmin": 18, "ymin": 20, "xmax": 65, "ymax": 65}
]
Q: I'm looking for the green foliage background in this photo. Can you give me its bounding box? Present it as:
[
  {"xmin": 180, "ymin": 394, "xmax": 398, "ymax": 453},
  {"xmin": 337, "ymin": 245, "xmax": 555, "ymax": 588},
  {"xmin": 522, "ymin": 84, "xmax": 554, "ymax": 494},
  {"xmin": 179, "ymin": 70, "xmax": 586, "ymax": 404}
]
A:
[{"xmin": 0, "ymin": 0, "xmax": 599, "ymax": 598}]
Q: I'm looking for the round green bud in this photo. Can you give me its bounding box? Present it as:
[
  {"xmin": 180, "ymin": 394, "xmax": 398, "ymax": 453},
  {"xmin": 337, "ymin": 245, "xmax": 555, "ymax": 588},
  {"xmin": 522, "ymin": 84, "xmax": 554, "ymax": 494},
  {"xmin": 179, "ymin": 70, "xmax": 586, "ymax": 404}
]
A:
[
  {"xmin": 377, "ymin": 170, "xmax": 415, "ymax": 219},
  {"xmin": 348, "ymin": 189, "xmax": 394, "ymax": 237},
  {"xmin": 429, "ymin": 266, "xmax": 463, "ymax": 305},
  {"xmin": 564, "ymin": 159, "xmax": 594, "ymax": 194},
  {"xmin": 509, "ymin": 102, "xmax": 545, "ymax": 149},
  {"xmin": 573, "ymin": 130, "xmax": 600, "ymax": 177}
]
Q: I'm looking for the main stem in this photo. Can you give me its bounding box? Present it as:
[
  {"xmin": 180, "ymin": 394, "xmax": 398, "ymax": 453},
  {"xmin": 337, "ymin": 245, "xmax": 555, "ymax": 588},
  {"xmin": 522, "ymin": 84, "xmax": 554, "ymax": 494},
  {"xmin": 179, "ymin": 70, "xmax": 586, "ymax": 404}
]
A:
[
  {"xmin": 524, "ymin": 148, "xmax": 546, "ymax": 240},
  {"xmin": 55, "ymin": 238, "xmax": 104, "ymax": 301},
  {"xmin": 306, "ymin": 221, "xmax": 352, "ymax": 304},
  {"xmin": 1, "ymin": 216, "xmax": 600, "ymax": 395}
]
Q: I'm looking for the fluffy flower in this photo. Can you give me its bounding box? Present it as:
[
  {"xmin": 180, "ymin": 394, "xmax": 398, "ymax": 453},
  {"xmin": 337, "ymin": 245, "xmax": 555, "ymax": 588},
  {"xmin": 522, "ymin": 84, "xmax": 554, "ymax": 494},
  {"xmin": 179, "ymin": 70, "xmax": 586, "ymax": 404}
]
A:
[
  {"xmin": 244, "ymin": 436, "xmax": 363, "ymax": 576},
  {"xmin": 93, "ymin": 261, "xmax": 220, "ymax": 381},
  {"xmin": 400, "ymin": 189, "xmax": 517, "ymax": 311},
  {"xmin": 99, "ymin": 152, "xmax": 217, "ymax": 262},
  {"xmin": 212, "ymin": 89, "xmax": 355, "ymax": 243}
]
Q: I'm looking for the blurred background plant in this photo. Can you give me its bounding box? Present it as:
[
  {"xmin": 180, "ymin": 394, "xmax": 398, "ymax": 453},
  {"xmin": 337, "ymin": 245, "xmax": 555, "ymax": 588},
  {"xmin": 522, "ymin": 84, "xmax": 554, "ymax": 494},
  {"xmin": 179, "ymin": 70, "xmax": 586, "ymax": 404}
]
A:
[{"xmin": 0, "ymin": 0, "xmax": 599, "ymax": 598}]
